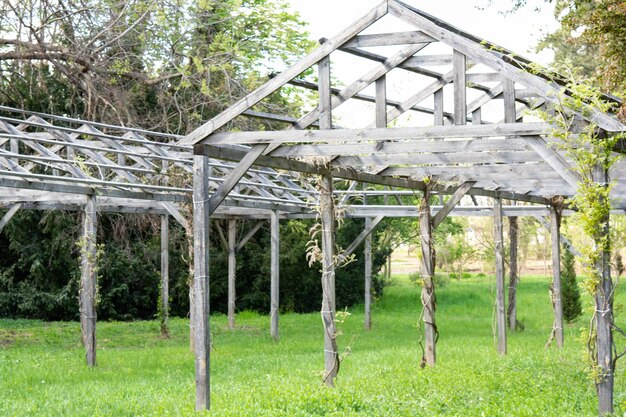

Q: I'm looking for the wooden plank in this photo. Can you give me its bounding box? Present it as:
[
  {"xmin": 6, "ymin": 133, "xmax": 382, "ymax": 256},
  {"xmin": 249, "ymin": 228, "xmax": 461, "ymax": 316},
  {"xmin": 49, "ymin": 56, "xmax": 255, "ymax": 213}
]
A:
[
  {"xmin": 333, "ymin": 150, "xmax": 541, "ymax": 167},
  {"xmin": 205, "ymin": 122, "xmax": 553, "ymax": 145},
  {"xmin": 0, "ymin": 202, "xmax": 22, "ymax": 233},
  {"xmin": 160, "ymin": 215, "xmax": 170, "ymax": 337},
  {"xmin": 320, "ymin": 174, "xmax": 339, "ymax": 386},
  {"xmin": 525, "ymin": 136, "xmax": 581, "ymax": 189},
  {"xmin": 270, "ymin": 211, "xmax": 280, "ymax": 341},
  {"xmin": 227, "ymin": 219, "xmax": 237, "ymax": 329},
  {"xmin": 364, "ymin": 199, "xmax": 373, "ymax": 330},
  {"xmin": 507, "ymin": 215, "xmax": 519, "ymax": 330},
  {"xmin": 503, "ymin": 77, "xmax": 517, "ymax": 123},
  {"xmin": 208, "ymin": 144, "xmax": 267, "ymax": 215},
  {"xmin": 404, "ymin": 54, "xmax": 453, "ymax": 67},
  {"xmin": 434, "ymin": 89, "xmax": 444, "ymax": 126},
  {"xmin": 192, "ymin": 154, "xmax": 211, "ymax": 411},
  {"xmin": 493, "ymin": 197, "xmax": 507, "ymax": 355},
  {"xmin": 453, "ymin": 50, "xmax": 467, "ymax": 125},
  {"xmin": 388, "ymin": 0, "xmax": 624, "ymax": 132},
  {"xmin": 343, "ymin": 30, "xmax": 436, "ymax": 47},
  {"xmin": 235, "ymin": 221, "xmax": 264, "ymax": 252},
  {"xmin": 376, "ymin": 75, "xmax": 387, "ymax": 128},
  {"xmin": 319, "ymin": 55, "xmax": 332, "ymax": 130},
  {"xmin": 419, "ymin": 189, "xmax": 437, "ymax": 366},
  {"xmin": 181, "ymin": 1, "xmax": 388, "ymax": 145},
  {"xmin": 550, "ymin": 206, "xmax": 564, "ymax": 348},
  {"xmin": 431, "ymin": 181, "xmax": 474, "ymax": 228},
  {"xmin": 337, "ymin": 215, "xmax": 384, "ymax": 264},
  {"xmin": 80, "ymin": 194, "xmax": 97, "ymax": 367}
]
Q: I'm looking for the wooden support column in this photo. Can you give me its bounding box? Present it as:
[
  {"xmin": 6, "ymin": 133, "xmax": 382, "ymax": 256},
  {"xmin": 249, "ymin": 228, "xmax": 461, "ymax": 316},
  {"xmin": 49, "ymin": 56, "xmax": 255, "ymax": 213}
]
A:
[
  {"xmin": 507, "ymin": 215, "xmax": 519, "ymax": 331},
  {"xmin": 320, "ymin": 174, "xmax": 339, "ymax": 386},
  {"xmin": 227, "ymin": 220, "xmax": 237, "ymax": 329},
  {"xmin": 0, "ymin": 203, "xmax": 22, "ymax": 233},
  {"xmin": 493, "ymin": 197, "xmax": 507, "ymax": 355},
  {"xmin": 453, "ymin": 50, "xmax": 467, "ymax": 125},
  {"xmin": 375, "ymin": 75, "xmax": 387, "ymax": 128},
  {"xmin": 80, "ymin": 194, "xmax": 97, "ymax": 367},
  {"xmin": 160, "ymin": 214, "xmax": 170, "ymax": 337},
  {"xmin": 593, "ymin": 164, "xmax": 614, "ymax": 416},
  {"xmin": 434, "ymin": 88, "xmax": 444, "ymax": 126},
  {"xmin": 419, "ymin": 188, "xmax": 437, "ymax": 366},
  {"xmin": 549, "ymin": 205, "xmax": 564, "ymax": 348},
  {"xmin": 192, "ymin": 154, "xmax": 211, "ymax": 411},
  {"xmin": 364, "ymin": 192, "xmax": 373, "ymax": 330},
  {"xmin": 270, "ymin": 211, "xmax": 280, "ymax": 341}
]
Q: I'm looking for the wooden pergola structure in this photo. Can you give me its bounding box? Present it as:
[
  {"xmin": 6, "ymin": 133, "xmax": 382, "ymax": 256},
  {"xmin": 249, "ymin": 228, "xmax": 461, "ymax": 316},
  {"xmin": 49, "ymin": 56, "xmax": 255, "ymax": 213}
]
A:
[{"xmin": 181, "ymin": 1, "xmax": 625, "ymax": 414}]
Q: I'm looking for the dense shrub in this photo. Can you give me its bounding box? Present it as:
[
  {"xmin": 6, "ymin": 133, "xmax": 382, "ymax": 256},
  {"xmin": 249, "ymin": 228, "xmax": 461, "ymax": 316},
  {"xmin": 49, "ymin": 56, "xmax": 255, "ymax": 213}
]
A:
[{"xmin": 561, "ymin": 244, "xmax": 582, "ymax": 322}]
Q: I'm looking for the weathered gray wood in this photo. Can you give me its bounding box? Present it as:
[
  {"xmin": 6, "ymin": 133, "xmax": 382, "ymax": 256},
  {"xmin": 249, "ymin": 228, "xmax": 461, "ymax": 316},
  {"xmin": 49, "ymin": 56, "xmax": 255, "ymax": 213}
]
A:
[
  {"xmin": 160, "ymin": 214, "xmax": 170, "ymax": 337},
  {"xmin": 376, "ymin": 76, "xmax": 387, "ymax": 128},
  {"xmin": 227, "ymin": 219, "xmax": 237, "ymax": 329},
  {"xmin": 493, "ymin": 197, "xmax": 507, "ymax": 355},
  {"xmin": 404, "ymin": 54, "xmax": 453, "ymax": 66},
  {"xmin": 337, "ymin": 215, "xmax": 384, "ymax": 264},
  {"xmin": 182, "ymin": 1, "xmax": 388, "ymax": 145},
  {"xmin": 453, "ymin": 50, "xmax": 467, "ymax": 125},
  {"xmin": 507, "ymin": 215, "xmax": 519, "ymax": 331},
  {"xmin": 205, "ymin": 122, "xmax": 552, "ymax": 145},
  {"xmin": 550, "ymin": 205, "xmax": 564, "ymax": 348},
  {"xmin": 270, "ymin": 211, "xmax": 280, "ymax": 341},
  {"xmin": 80, "ymin": 194, "xmax": 97, "ymax": 367},
  {"xmin": 364, "ymin": 200, "xmax": 373, "ymax": 330},
  {"xmin": 419, "ymin": 188, "xmax": 437, "ymax": 366},
  {"xmin": 343, "ymin": 30, "xmax": 435, "ymax": 47},
  {"xmin": 320, "ymin": 174, "xmax": 339, "ymax": 386},
  {"xmin": 525, "ymin": 136, "xmax": 581, "ymax": 189},
  {"xmin": 192, "ymin": 154, "xmax": 211, "ymax": 411},
  {"xmin": 319, "ymin": 55, "xmax": 332, "ymax": 130},
  {"xmin": 0, "ymin": 202, "xmax": 22, "ymax": 233},
  {"xmin": 593, "ymin": 164, "xmax": 614, "ymax": 415},
  {"xmin": 431, "ymin": 182, "xmax": 475, "ymax": 228},
  {"xmin": 503, "ymin": 77, "xmax": 516, "ymax": 124},
  {"xmin": 388, "ymin": 0, "xmax": 624, "ymax": 132},
  {"xmin": 434, "ymin": 89, "xmax": 444, "ymax": 126}
]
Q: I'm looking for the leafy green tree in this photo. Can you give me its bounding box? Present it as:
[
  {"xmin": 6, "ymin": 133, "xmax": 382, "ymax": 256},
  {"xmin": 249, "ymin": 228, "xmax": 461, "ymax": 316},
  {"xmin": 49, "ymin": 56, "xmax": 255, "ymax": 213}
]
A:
[{"xmin": 561, "ymin": 243, "xmax": 582, "ymax": 322}]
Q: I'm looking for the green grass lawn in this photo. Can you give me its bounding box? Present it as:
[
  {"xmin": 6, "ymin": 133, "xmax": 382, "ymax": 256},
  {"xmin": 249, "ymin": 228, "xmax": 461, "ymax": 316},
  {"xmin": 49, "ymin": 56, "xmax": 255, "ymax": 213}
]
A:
[{"xmin": 1, "ymin": 275, "xmax": 624, "ymax": 416}]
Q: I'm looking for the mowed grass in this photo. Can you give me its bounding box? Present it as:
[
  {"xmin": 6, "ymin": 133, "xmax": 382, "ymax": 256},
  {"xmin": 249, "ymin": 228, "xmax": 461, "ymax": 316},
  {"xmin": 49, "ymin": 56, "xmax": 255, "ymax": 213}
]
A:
[{"xmin": 1, "ymin": 275, "xmax": 625, "ymax": 416}]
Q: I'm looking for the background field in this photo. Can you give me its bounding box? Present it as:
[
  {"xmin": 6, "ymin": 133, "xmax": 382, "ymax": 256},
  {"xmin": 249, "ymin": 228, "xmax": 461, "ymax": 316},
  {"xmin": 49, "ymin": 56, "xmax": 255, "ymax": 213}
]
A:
[{"xmin": 1, "ymin": 274, "xmax": 624, "ymax": 416}]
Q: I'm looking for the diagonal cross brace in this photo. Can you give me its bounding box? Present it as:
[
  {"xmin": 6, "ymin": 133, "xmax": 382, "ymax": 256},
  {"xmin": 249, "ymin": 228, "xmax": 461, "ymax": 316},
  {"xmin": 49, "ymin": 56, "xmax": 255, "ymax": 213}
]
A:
[
  {"xmin": 0, "ymin": 202, "xmax": 22, "ymax": 233},
  {"xmin": 337, "ymin": 215, "xmax": 384, "ymax": 264},
  {"xmin": 431, "ymin": 181, "xmax": 475, "ymax": 229},
  {"xmin": 525, "ymin": 136, "xmax": 580, "ymax": 189}
]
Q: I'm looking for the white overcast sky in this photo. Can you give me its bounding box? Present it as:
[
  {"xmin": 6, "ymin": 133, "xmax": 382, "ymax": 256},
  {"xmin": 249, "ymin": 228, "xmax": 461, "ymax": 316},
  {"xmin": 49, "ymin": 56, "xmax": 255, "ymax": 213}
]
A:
[{"xmin": 286, "ymin": 0, "xmax": 558, "ymax": 65}]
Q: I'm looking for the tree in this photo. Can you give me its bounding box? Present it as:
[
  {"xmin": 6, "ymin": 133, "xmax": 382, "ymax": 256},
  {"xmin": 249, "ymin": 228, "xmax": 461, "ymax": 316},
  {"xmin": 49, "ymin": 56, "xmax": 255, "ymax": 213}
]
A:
[{"xmin": 561, "ymin": 243, "xmax": 582, "ymax": 322}]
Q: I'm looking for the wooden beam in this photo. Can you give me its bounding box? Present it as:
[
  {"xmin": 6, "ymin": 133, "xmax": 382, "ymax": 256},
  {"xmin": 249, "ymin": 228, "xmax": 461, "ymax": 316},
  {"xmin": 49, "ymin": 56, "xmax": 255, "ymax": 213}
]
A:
[
  {"xmin": 227, "ymin": 219, "xmax": 237, "ymax": 329},
  {"xmin": 270, "ymin": 211, "xmax": 280, "ymax": 341},
  {"xmin": 80, "ymin": 194, "xmax": 97, "ymax": 367},
  {"xmin": 419, "ymin": 188, "xmax": 437, "ymax": 366},
  {"xmin": 376, "ymin": 75, "xmax": 387, "ymax": 128},
  {"xmin": 181, "ymin": 1, "xmax": 388, "ymax": 145},
  {"xmin": 453, "ymin": 50, "xmax": 467, "ymax": 125},
  {"xmin": 204, "ymin": 122, "xmax": 553, "ymax": 145},
  {"xmin": 319, "ymin": 55, "xmax": 332, "ymax": 130},
  {"xmin": 364, "ymin": 197, "xmax": 373, "ymax": 331},
  {"xmin": 550, "ymin": 205, "xmax": 564, "ymax": 348},
  {"xmin": 431, "ymin": 181, "xmax": 474, "ymax": 228},
  {"xmin": 208, "ymin": 144, "xmax": 267, "ymax": 215},
  {"xmin": 192, "ymin": 154, "xmax": 211, "ymax": 411},
  {"xmin": 507, "ymin": 214, "xmax": 519, "ymax": 330},
  {"xmin": 343, "ymin": 30, "xmax": 436, "ymax": 47},
  {"xmin": 320, "ymin": 174, "xmax": 339, "ymax": 386},
  {"xmin": 493, "ymin": 197, "xmax": 507, "ymax": 355},
  {"xmin": 235, "ymin": 221, "xmax": 264, "ymax": 252},
  {"xmin": 525, "ymin": 136, "xmax": 581, "ymax": 189},
  {"xmin": 337, "ymin": 215, "xmax": 384, "ymax": 264},
  {"xmin": 503, "ymin": 77, "xmax": 516, "ymax": 124},
  {"xmin": 434, "ymin": 88, "xmax": 444, "ymax": 126},
  {"xmin": 0, "ymin": 202, "xmax": 21, "ymax": 233},
  {"xmin": 160, "ymin": 215, "xmax": 170, "ymax": 337}
]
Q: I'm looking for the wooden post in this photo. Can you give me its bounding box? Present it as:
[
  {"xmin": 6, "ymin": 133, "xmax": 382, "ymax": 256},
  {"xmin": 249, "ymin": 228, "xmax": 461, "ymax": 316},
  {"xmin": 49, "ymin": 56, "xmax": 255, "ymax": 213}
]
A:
[
  {"xmin": 434, "ymin": 88, "xmax": 444, "ymax": 126},
  {"xmin": 593, "ymin": 164, "xmax": 613, "ymax": 415},
  {"xmin": 160, "ymin": 214, "xmax": 170, "ymax": 337},
  {"xmin": 364, "ymin": 214, "xmax": 373, "ymax": 331},
  {"xmin": 193, "ymin": 154, "xmax": 211, "ymax": 411},
  {"xmin": 419, "ymin": 188, "xmax": 437, "ymax": 366},
  {"xmin": 227, "ymin": 220, "xmax": 237, "ymax": 329},
  {"xmin": 80, "ymin": 194, "xmax": 97, "ymax": 367},
  {"xmin": 270, "ymin": 211, "xmax": 280, "ymax": 341},
  {"xmin": 453, "ymin": 50, "xmax": 466, "ymax": 125},
  {"xmin": 507, "ymin": 215, "xmax": 519, "ymax": 331},
  {"xmin": 320, "ymin": 173, "xmax": 339, "ymax": 386},
  {"xmin": 493, "ymin": 197, "xmax": 507, "ymax": 355},
  {"xmin": 375, "ymin": 75, "xmax": 387, "ymax": 128},
  {"xmin": 549, "ymin": 205, "xmax": 564, "ymax": 348}
]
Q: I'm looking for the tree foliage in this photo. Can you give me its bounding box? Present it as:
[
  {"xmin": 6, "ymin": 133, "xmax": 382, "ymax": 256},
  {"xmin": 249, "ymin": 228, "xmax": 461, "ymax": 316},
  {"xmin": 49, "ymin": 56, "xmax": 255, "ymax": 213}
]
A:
[{"xmin": 561, "ymin": 242, "xmax": 582, "ymax": 322}]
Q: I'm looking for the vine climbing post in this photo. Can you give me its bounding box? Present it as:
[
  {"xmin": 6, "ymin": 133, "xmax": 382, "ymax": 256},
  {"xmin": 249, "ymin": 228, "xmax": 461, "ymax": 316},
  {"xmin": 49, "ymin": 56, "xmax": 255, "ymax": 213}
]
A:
[
  {"xmin": 493, "ymin": 196, "xmax": 507, "ymax": 355},
  {"xmin": 549, "ymin": 204, "xmax": 564, "ymax": 348},
  {"xmin": 507, "ymin": 214, "xmax": 519, "ymax": 331},
  {"xmin": 270, "ymin": 211, "xmax": 280, "ymax": 341},
  {"xmin": 228, "ymin": 219, "xmax": 237, "ymax": 329},
  {"xmin": 80, "ymin": 194, "xmax": 97, "ymax": 367},
  {"xmin": 320, "ymin": 173, "xmax": 338, "ymax": 386},
  {"xmin": 192, "ymin": 154, "xmax": 211, "ymax": 411},
  {"xmin": 593, "ymin": 163, "xmax": 613, "ymax": 415},
  {"xmin": 160, "ymin": 214, "xmax": 170, "ymax": 337},
  {"xmin": 419, "ymin": 185, "xmax": 437, "ymax": 366},
  {"xmin": 364, "ymin": 214, "xmax": 373, "ymax": 331}
]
